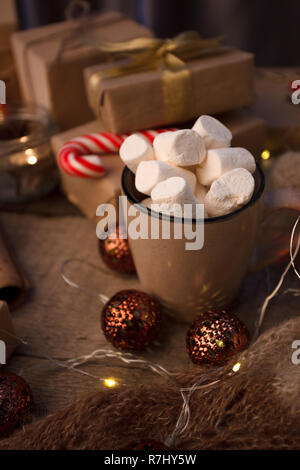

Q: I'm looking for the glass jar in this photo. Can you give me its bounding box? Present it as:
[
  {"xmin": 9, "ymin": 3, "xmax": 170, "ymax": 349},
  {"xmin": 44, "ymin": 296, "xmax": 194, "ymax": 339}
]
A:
[{"xmin": 0, "ymin": 103, "xmax": 58, "ymax": 203}]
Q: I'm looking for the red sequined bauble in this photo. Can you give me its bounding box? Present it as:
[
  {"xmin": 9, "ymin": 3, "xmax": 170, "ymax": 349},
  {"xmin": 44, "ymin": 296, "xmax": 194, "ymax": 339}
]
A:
[
  {"xmin": 98, "ymin": 224, "xmax": 136, "ymax": 274},
  {"xmin": 122, "ymin": 440, "xmax": 168, "ymax": 450},
  {"xmin": 187, "ymin": 311, "xmax": 249, "ymax": 366},
  {"xmin": 101, "ymin": 290, "xmax": 162, "ymax": 351},
  {"xmin": 0, "ymin": 371, "xmax": 34, "ymax": 437}
]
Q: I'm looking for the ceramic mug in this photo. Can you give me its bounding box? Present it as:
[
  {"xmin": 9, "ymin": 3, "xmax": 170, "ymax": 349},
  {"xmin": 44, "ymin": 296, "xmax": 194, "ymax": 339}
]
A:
[{"xmin": 121, "ymin": 164, "xmax": 265, "ymax": 323}]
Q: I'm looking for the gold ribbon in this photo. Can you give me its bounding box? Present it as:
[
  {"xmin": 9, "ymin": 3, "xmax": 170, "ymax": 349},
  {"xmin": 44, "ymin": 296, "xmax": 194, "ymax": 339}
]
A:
[{"xmin": 87, "ymin": 31, "xmax": 224, "ymax": 123}]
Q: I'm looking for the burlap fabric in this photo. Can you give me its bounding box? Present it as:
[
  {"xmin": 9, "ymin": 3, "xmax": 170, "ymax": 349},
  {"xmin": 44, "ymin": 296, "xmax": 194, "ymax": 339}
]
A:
[
  {"xmin": 1, "ymin": 316, "xmax": 300, "ymax": 450},
  {"xmin": 0, "ymin": 188, "xmax": 299, "ymax": 449}
]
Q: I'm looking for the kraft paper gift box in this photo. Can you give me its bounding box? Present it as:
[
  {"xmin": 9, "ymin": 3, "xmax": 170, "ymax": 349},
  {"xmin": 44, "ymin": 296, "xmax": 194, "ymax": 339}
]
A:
[
  {"xmin": 246, "ymin": 67, "xmax": 300, "ymax": 152},
  {"xmin": 0, "ymin": 0, "xmax": 20, "ymax": 102},
  {"xmin": 51, "ymin": 112, "xmax": 265, "ymax": 221},
  {"xmin": 0, "ymin": 230, "xmax": 28, "ymax": 310},
  {"xmin": 1, "ymin": 51, "xmax": 21, "ymax": 103},
  {"xmin": 0, "ymin": 301, "xmax": 18, "ymax": 361},
  {"xmin": 11, "ymin": 11, "xmax": 152, "ymax": 130},
  {"xmin": 220, "ymin": 110, "xmax": 266, "ymax": 158},
  {"xmin": 0, "ymin": 0, "xmax": 18, "ymax": 49},
  {"xmin": 84, "ymin": 48, "xmax": 255, "ymax": 134}
]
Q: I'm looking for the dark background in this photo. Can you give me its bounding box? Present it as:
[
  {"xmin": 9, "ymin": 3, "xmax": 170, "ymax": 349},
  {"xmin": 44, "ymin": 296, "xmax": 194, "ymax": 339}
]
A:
[{"xmin": 15, "ymin": 0, "xmax": 299, "ymax": 66}]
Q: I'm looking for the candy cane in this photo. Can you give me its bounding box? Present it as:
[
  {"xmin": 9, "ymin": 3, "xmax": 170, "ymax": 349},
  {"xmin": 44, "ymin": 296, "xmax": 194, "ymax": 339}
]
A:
[{"xmin": 58, "ymin": 129, "xmax": 177, "ymax": 178}]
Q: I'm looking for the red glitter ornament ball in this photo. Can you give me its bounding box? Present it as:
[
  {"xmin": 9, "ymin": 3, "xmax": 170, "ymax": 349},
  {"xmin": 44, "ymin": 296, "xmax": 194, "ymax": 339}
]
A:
[
  {"xmin": 98, "ymin": 224, "xmax": 136, "ymax": 274},
  {"xmin": 122, "ymin": 440, "xmax": 168, "ymax": 450},
  {"xmin": 101, "ymin": 290, "xmax": 162, "ymax": 351},
  {"xmin": 0, "ymin": 371, "xmax": 34, "ymax": 437},
  {"xmin": 187, "ymin": 311, "xmax": 249, "ymax": 366}
]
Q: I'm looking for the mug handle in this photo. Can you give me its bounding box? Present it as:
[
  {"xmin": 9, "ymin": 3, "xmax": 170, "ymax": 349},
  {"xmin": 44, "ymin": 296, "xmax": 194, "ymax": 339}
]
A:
[{"xmin": 250, "ymin": 188, "xmax": 300, "ymax": 271}]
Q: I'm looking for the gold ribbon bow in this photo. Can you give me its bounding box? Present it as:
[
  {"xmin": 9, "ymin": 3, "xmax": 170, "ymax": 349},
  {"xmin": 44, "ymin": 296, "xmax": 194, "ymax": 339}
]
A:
[{"xmin": 87, "ymin": 31, "xmax": 224, "ymax": 123}]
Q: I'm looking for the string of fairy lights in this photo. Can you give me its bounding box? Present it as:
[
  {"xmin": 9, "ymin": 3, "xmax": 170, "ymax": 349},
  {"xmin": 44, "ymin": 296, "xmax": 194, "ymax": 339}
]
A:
[{"xmin": 0, "ymin": 214, "xmax": 296, "ymax": 447}]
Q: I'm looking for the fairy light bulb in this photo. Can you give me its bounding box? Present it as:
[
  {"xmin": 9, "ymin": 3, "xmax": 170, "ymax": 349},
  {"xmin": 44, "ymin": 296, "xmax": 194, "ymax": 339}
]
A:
[
  {"xmin": 27, "ymin": 155, "xmax": 38, "ymax": 165},
  {"xmin": 103, "ymin": 377, "xmax": 117, "ymax": 388},
  {"xmin": 25, "ymin": 148, "xmax": 38, "ymax": 165},
  {"xmin": 232, "ymin": 361, "xmax": 241, "ymax": 373},
  {"xmin": 261, "ymin": 149, "xmax": 270, "ymax": 160}
]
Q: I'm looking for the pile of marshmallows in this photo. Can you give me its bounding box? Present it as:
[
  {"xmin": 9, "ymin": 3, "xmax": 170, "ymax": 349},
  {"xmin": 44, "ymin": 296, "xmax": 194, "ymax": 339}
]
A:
[{"xmin": 119, "ymin": 115, "xmax": 256, "ymax": 218}]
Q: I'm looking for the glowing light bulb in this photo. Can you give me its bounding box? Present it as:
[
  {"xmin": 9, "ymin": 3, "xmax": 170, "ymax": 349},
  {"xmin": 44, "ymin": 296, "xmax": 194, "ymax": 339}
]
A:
[
  {"xmin": 27, "ymin": 155, "xmax": 37, "ymax": 165},
  {"xmin": 104, "ymin": 377, "xmax": 117, "ymax": 388},
  {"xmin": 232, "ymin": 361, "xmax": 241, "ymax": 373},
  {"xmin": 261, "ymin": 150, "xmax": 270, "ymax": 160}
]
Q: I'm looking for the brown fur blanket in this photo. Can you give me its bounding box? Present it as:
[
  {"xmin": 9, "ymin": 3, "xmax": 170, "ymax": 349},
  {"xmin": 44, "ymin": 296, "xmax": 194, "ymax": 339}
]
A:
[{"xmin": 1, "ymin": 316, "xmax": 300, "ymax": 450}]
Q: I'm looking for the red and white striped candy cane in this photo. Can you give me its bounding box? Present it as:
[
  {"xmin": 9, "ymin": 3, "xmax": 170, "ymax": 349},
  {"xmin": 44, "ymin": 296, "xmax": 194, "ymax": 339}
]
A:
[{"xmin": 58, "ymin": 129, "xmax": 177, "ymax": 178}]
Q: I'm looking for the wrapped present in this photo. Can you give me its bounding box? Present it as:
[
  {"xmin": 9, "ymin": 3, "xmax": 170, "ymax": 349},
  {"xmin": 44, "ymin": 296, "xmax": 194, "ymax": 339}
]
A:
[
  {"xmin": 0, "ymin": 0, "xmax": 20, "ymax": 102},
  {"xmin": 220, "ymin": 110, "xmax": 266, "ymax": 158},
  {"xmin": 0, "ymin": 0, "xmax": 17, "ymax": 49},
  {"xmin": 0, "ymin": 301, "xmax": 18, "ymax": 361},
  {"xmin": 0, "ymin": 230, "xmax": 28, "ymax": 310},
  {"xmin": 84, "ymin": 33, "xmax": 254, "ymax": 134},
  {"xmin": 51, "ymin": 112, "xmax": 265, "ymax": 220},
  {"xmin": 248, "ymin": 68, "xmax": 300, "ymax": 152},
  {"xmin": 11, "ymin": 11, "xmax": 152, "ymax": 131},
  {"xmin": 1, "ymin": 53, "xmax": 21, "ymax": 103}
]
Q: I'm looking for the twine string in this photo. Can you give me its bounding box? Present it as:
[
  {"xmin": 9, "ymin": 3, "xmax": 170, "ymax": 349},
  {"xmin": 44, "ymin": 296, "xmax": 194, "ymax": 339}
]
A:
[{"xmin": 56, "ymin": 0, "xmax": 91, "ymax": 63}]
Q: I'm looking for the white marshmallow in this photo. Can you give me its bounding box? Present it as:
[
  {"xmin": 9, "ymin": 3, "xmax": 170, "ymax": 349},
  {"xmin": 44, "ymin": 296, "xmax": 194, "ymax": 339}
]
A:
[
  {"xmin": 192, "ymin": 115, "xmax": 232, "ymax": 149},
  {"xmin": 196, "ymin": 147, "xmax": 256, "ymax": 187},
  {"xmin": 119, "ymin": 134, "xmax": 154, "ymax": 173},
  {"xmin": 204, "ymin": 168, "xmax": 255, "ymax": 217},
  {"xmin": 135, "ymin": 160, "xmax": 196, "ymax": 196},
  {"xmin": 151, "ymin": 176, "xmax": 200, "ymax": 217},
  {"xmin": 194, "ymin": 184, "xmax": 208, "ymax": 204},
  {"xmin": 143, "ymin": 191, "xmax": 207, "ymax": 218},
  {"xmin": 151, "ymin": 176, "xmax": 198, "ymax": 205},
  {"xmin": 153, "ymin": 129, "xmax": 206, "ymax": 167},
  {"xmin": 142, "ymin": 197, "xmax": 184, "ymax": 218}
]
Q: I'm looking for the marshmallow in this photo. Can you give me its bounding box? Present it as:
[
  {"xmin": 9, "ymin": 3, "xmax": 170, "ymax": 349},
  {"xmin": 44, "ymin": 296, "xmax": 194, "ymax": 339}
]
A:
[
  {"xmin": 142, "ymin": 197, "xmax": 207, "ymax": 218},
  {"xmin": 142, "ymin": 198, "xmax": 184, "ymax": 218},
  {"xmin": 153, "ymin": 129, "xmax": 206, "ymax": 167},
  {"xmin": 194, "ymin": 184, "xmax": 208, "ymax": 204},
  {"xmin": 151, "ymin": 176, "xmax": 198, "ymax": 205},
  {"xmin": 192, "ymin": 115, "xmax": 232, "ymax": 149},
  {"xmin": 196, "ymin": 147, "xmax": 256, "ymax": 187},
  {"xmin": 135, "ymin": 160, "xmax": 196, "ymax": 196},
  {"xmin": 204, "ymin": 168, "xmax": 255, "ymax": 217},
  {"xmin": 151, "ymin": 176, "xmax": 200, "ymax": 218},
  {"xmin": 194, "ymin": 185, "xmax": 209, "ymax": 217},
  {"xmin": 119, "ymin": 134, "xmax": 154, "ymax": 173}
]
